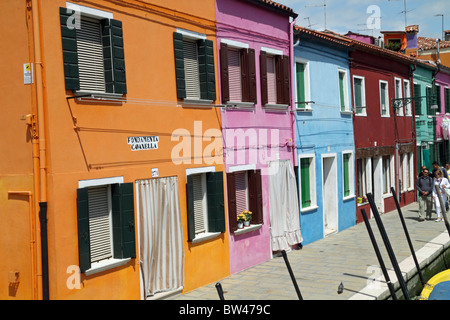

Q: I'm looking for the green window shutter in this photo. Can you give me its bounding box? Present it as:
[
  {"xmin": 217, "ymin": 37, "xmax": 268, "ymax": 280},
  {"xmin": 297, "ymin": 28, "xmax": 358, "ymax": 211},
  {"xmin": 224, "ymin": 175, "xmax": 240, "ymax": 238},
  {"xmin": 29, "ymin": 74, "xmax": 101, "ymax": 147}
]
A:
[
  {"xmin": 354, "ymin": 79, "xmax": 362, "ymax": 111},
  {"xmin": 198, "ymin": 39, "xmax": 216, "ymax": 101},
  {"xmin": 111, "ymin": 183, "xmax": 136, "ymax": 259},
  {"xmin": 300, "ymin": 158, "xmax": 311, "ymax": 208},
  {"xmin": 343, "ymin": 154, "xmax": 350, "ymax": 197},
  {"xmin": 296, "ymin": 63, "xmax": 306, "ymax": 106},
  {"xmin": 339, "ymin": 72, "xmax": 346, "ymax": 111},
  {"xmin": 101, "ymin": 19, "xmax": 127, "ymax": 94},
  {"xmin": 173, "ymin": 32, "xmax": 186, "ymax": 99},
  {"xmin": 437, "ymin": 85, "xmax": 441, "ymax": 110},
  {"xmin": 76, "ymin": 187, "xmax": 91, "ymax": 273},
  {"xmin": 414, "ymin": 84, "xmax": 422, "ymax": 115},
  {"xmin": 60, "ymin": 7, "xmax": 80, "ymax": 91},
  {"xmin": 426, "ymin": 86, "xmax": 432, "ymax": 115},
  {"xmin": 206, "ymin": 172, "xmax": 225, "ymax": 233},
  {"xmin": 186, "ymin": 175, "xmax": 196, "ymax": 242}
]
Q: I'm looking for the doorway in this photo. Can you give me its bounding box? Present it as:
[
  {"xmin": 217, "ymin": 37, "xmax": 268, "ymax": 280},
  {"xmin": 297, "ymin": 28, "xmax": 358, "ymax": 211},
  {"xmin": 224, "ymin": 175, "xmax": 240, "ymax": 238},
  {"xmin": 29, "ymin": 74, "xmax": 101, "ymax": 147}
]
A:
[{"xmin": 322, "ymin": 154, "xmax": 338, "ymax": 236}]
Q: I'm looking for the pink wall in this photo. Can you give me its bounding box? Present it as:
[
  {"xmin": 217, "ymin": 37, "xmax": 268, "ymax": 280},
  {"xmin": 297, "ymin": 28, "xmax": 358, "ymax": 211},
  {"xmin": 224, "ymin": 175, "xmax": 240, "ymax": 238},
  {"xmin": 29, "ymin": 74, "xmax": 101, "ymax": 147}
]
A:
[
  {"xmin": 435, "ymin": 70, "xmax": 450, "ymax": 140},
  {"xmin": 216, "ymin": 0, "xmax": 296, "ymax": 274}
]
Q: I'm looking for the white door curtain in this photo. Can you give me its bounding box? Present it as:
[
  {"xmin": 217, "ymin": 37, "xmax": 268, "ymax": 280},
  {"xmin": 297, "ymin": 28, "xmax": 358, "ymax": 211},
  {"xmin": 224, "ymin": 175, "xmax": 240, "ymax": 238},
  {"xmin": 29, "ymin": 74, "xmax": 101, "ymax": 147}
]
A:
[
  {"xmin": 268, "ymin": 159, "xmax": 303, "ymax": 251},
  {"xmin": 137, "ymin": 177, "xmax": 184, "ymax": 298}
]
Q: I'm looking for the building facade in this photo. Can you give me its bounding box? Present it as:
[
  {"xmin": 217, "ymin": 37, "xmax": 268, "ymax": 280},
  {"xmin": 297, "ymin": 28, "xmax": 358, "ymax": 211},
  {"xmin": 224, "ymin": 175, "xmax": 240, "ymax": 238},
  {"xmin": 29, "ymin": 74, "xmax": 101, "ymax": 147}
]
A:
[
  {"xmin": 293, "ymin": 27, "xmax": 356, "ymax": 245},
  {"xmin": 215, "ymin": 0, "xmax": 300, "ymax": 274}
]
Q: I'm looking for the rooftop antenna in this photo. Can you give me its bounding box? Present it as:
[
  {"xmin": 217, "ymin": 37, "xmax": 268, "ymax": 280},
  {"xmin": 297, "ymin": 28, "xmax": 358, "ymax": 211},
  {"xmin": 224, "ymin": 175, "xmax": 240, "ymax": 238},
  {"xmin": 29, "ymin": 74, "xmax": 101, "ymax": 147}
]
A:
[
  {"xmin": 305, "ymin": 0, "xmax": 327, "ymax": 30},
  {"xmin": 304, "ymin": 17, "xmax": 318, "ymax": 29},
  {"xmin": 388, "ymin": 0, "xmax": 413, "ymax": 28}
]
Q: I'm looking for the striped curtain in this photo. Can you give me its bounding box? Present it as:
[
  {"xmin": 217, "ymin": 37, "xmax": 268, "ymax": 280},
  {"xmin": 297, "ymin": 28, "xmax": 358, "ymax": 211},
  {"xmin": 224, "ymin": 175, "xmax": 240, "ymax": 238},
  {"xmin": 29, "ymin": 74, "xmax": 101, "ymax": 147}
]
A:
[{"xmin": 138, "ymin": 177, "xmax": 184, "ymax": 298}]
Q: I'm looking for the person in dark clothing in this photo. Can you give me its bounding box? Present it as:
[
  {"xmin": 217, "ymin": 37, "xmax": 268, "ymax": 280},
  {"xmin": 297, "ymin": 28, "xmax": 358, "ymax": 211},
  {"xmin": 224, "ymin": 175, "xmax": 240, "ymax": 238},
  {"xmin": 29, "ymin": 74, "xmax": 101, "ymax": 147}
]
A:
[
  {"xmin": 432, "ymin": 161, "xmax": 449, "ymax": 180},
  {"xmin": 416, "ymin": 168, "xmax": 433, "ymax": 221}
]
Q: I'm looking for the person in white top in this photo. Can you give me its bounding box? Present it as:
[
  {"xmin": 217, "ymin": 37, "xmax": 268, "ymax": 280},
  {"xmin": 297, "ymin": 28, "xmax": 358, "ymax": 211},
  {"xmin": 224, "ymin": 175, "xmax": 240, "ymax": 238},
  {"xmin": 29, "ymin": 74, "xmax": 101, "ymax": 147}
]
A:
[{"xmin": 432, "ymin": 169, "xmax": 450, "ymax": 222}]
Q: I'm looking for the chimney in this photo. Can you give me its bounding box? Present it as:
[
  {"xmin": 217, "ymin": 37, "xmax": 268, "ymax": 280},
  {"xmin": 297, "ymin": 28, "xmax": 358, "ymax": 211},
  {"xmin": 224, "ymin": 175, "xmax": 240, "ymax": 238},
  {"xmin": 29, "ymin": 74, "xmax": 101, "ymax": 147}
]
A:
[
  {"xmin": 405, "ymin": 25, "xmax": 419, "ymax": 57},
  {"xmin": 445, "ymin": 30, "xmax": 450, "ymax": 41}
]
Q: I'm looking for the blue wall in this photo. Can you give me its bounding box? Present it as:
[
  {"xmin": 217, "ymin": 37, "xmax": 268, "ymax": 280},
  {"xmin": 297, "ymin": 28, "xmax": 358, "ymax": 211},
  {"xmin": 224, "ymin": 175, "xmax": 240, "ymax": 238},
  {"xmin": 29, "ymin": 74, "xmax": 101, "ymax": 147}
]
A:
[{"xmin": 294, "ymin": 38, "xmax": 356, "ymax": 245}]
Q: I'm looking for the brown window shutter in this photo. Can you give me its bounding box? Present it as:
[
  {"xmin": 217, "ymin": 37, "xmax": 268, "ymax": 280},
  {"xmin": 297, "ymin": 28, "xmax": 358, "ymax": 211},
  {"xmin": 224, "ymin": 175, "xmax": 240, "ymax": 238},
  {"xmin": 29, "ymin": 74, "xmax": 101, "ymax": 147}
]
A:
[
  {"xmin": 260, "ymin": 51, "xmax": 268, "ymax": 105},
  {"xmin": 248, "ymin": 48, "xmax": 257, "ymax": 104},
  {"xmin": 226, "ymin": 172, "xmax": 238, "ymax": 232},
  {"xmin": 240, "ymin": 49, "xmax": 249, "ymax": 102},
  {"xmin": 248, "ymin": 170, "xmax": 263, "ymax": 225},
  {"xmin": 220, "ymin": 42, "xmax": 230, "ymax": 104},
  {"xmin": 282, "ymin": 55, "xmax": 290, "ymax": 105},
  {"xmin": 275, "ymin": 55, "xmax": 283, "ymax": 104}
]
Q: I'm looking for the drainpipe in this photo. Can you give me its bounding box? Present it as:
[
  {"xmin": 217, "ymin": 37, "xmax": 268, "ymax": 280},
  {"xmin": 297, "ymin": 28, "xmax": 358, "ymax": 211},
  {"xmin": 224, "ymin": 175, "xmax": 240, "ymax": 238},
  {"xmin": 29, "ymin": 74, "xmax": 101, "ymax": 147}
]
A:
[
  {"xmin": 290, "ymin": 19, "xmax": 297, "ymax": 166},
  {"xmin": 31, "ymin": 0, "xmax": 49, "ymax": 300}
]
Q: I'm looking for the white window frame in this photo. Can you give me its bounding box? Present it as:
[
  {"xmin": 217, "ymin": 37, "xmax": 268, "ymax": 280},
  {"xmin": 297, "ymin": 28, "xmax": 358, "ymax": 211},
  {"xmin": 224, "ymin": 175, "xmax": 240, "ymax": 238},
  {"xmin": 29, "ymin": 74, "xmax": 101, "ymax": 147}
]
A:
[
  {"xmin": 342, "ymin": 150, "xmax": 355, "ymax": 200},
  {"xmin": 77, "ymin": 176, "xmax": 131, "ymax": 276},
  {"xmin": 395, "ymin": 77, "xmax": 404, "ymax": 116},
  {"xmin": 379, "ymin": 80, "xmax": 390, "ymax": 117},
  {"xmin": 404, "ymin": 79, "xmax": 412, "ymax": 116},
  {"xmin": 357, "ymin": 157, "xmax": 372, "ymax": 204},
  {"xmin": 299, "ymin": 153, "xmax": 318, "ymax": 212},
  {"xmin": 338, "ymin": 68, "xmax": 350, "ymax": 113},
  {"xmin": 353, "ymin": 75, "xmax": 367, "ymax": 116},
  {"xmin": 408, "ymin": 152, "xmax": 414, "ymax": 190},
  {"xmin": 295, "ymin": 57, "xmax": 311, "ymax": 110}
]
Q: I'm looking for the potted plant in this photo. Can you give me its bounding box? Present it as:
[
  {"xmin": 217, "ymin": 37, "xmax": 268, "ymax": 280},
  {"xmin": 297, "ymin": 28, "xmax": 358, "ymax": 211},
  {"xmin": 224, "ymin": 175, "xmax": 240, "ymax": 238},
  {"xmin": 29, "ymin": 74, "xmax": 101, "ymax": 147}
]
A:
[
  {"xmin": 242, "ymin": 210, "xmax": 252, "ymax": 226},
  {"xmin": 237, "ymin": 213, "xmax": 246, "ymax": 229}
]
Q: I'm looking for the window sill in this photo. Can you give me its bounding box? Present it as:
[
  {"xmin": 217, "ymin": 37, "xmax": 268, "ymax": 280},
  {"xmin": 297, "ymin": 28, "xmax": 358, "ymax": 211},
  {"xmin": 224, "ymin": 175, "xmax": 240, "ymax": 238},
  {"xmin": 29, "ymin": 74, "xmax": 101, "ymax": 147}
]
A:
[
  {"xmin": 340, "ymin": 110, "xmax": 352, "ymax": 115},
  {"xmin": 263, "ymin": 103, "xmax": 289, "ymax": 111},
  {"xmin": 300, "ymin": 205, "xmax": 318, "ymax": 213},
  {"xmin": 233, "ymin": 224, "xmax": 262, "ymax": 236},
  {"xmin": 343, "ymin": 194, "xmax": 356, "ymax": 201},
  {"xmin": 182, "ymin": 99, "xmax": 214, "ymax": 108},
  {"xmin": 73, "ymin": 91, "xmax": 124, "ymax": 100},
  {"xmin": 85, "ymin": 258, "xmax": 131, "ymax": 276},
  {"xmin": 295, "ymin": 108, "xmax": 313, "ymax": 112},
  {"xmin": 225, "ymin": 102, "xmax": 255, "ymax": 110},
  {"xmin": 191, "ymin": 231, "xmax": 221, "ymax": 244}
]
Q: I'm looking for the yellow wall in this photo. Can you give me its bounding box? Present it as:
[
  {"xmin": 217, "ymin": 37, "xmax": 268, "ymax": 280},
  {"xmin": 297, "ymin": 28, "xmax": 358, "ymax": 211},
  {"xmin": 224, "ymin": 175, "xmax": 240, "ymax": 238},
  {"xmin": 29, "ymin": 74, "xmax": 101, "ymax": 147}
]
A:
[{"xmin": 1, "ymin": 0, "xmax": 229, "ymax": 299}]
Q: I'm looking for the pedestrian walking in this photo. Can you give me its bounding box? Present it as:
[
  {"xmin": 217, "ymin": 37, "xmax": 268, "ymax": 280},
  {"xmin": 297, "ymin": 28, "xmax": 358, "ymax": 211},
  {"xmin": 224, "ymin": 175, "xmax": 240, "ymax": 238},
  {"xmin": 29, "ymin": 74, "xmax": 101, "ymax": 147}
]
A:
[
  {"xmin": 432, "ymin": 162, "xmax": 449, "ymax": 180},
  {"xmin": 416, "ymin": 168, "xmax": 433, "ymax": 221},
  {"xmin": 432, "ymin": 169, "xmax": 450, "ymax": 222}
]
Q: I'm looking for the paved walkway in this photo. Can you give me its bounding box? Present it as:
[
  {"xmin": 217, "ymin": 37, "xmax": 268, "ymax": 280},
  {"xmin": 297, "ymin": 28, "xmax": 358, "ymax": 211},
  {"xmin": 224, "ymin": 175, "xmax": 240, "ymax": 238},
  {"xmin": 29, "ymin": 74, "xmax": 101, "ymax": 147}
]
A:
[{"xmin": 175, "ymin": 202, "xmax": 450, "ymax": 300}]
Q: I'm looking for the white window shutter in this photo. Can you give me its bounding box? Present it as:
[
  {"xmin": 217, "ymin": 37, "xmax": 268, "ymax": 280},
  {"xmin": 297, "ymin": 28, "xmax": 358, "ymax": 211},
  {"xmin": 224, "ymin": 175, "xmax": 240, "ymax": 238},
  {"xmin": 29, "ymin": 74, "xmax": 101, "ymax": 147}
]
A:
[
  {"xmin": 228, "ymin": 49, "xmax": 242, "ymax": 102},
  {"xmin": 77, "ymin": 17, "xmax": 106, "ymax": 93},
  {"xmin": 183, "ymin": 40, "xmax": 200, "ymax": 99},
  {"xmin": 88, "ymin": 185, "xmax": 112, "ymax": 263}
]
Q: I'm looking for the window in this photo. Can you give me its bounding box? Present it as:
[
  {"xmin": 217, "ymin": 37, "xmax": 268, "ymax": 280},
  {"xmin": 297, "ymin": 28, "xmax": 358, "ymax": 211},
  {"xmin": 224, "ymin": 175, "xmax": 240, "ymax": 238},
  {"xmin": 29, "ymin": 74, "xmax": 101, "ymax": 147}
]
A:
[
  {"xmin": 380, "ymin": 81, "xmax": 389, "ymax": 117},
  {"xmin": 186, "ymin": 171, "xmax": 225, "ymax": 242},
  {"xmin": 382, "ymin": 155, "xmax": 392, "ymax": 194},
  {"xmin": 299, "ymin": 155, "xmax": 316, "ymax": 210},
  {"xmin": 339, "ymin": 70, "xmax": 349, "ymax": 112},
  {"xmin": 445, "ymin": 87, "xmax": 450, "ymax": 114},
  {"xmin": 436, "ymin": 84, "xmax": 442, "ymax": 111},
  {"xmin": 60, "ymin": 6, "xmax": 127, "ymax": 94},
  {"xmin": 408, "ymin": 152, "xmax": 414, "ymax": 189},
  {"xmin": 296, "ymin": 62, "xmax": 307, "ymax": 108},
  {"xmin": 426, "ymin": 86, "xmax": 433, "ymax": 115},
  {"xmin": 395, "ymin": 78, "xmax": 403, "ymax": 116},
  {"xmin": 353, "ymin": 76, "xmax": 366, "ymax": 115},
  {"xmin": 414, "ymin": 83, "xmax": 422, "ymax": 115},
  {"xmin": 342, "ymin": 151, "xmax": 355, "ymax": 198},
  {"xmin": 77, "ymin": 178, "xmax": 136, "ymax": 274},
  {"xmin": 173, "ymin": 30, "xmax": 216, "ymax": 102},
  {"xmin": 260, "ymin": 49, "xmax": 290, "ymax": 107},
  {"xmin": 219, "ymin": 41, "xmax": 256, "ymax": 105},
  {"xmin": 404, "ymin": 80, "xmax": 412, "ymax": 116},
  {"xmin": 226, "ymin": 170, "xmax": 263, "ymax": 232},
  {"xmin": 357, "ymin": 158, "xmax": 371, "ymax": 200}
]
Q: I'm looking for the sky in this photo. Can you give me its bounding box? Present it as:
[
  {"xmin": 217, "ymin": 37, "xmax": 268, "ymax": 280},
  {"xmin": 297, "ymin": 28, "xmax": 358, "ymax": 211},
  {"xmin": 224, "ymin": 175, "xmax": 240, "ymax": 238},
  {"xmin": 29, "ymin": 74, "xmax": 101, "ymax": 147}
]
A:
[{"xmin": 276, "ymin": 0, "xmax": 448, "ymax": 40}]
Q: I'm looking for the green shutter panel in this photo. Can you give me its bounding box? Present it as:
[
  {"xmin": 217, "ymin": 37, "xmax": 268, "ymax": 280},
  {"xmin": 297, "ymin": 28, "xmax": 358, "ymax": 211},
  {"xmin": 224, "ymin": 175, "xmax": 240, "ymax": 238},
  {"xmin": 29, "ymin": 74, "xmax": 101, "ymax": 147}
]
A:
[
  {"xmin": 60, "ymin": 7, "xmax": 80, "ymax": 91},
  {"xmin": 296, "ymin": 63, "xmax": 306, "ymax": 106},
  {"xmin": 226, "ymin": 173, "xmax": 237, "ymax": 232},
  {"xmin": 111, "ymin": 183, "xmax": 136, "ymax": 259},
  {"xmin": 101, "ymin": 19, "xmax": 127, "ymax": 94},
  {"xmin": 339, "ymin": 72, "xmax": 346, "ymax": 111},
  {"xmin": 414, "ymin": 84, "xmax": 422, "ymax": 115},
  {"xmin": 77, "ymin": 187, "xmax": 91, "ymax": 273},
  {"xmin": 198, "ymin": 39, "xmax": 216, "ymax": 101},
  {"xmin": 206, "ymin": 172, "xmax": 225, "ymax": 233},
  {"xmin": 343, "ymin": 154, "xmax": 350, "ymax": 197},
  {"xmin": 173, "ymin": 32, "xmax": 186, "ymax": 99},
  {"xmin": 300, "ymin": 158, "xmax": 311, "ymax": 208},
  {"xmin": 186, "ymin": 175, "xmax": 196, "ymax": 241}
]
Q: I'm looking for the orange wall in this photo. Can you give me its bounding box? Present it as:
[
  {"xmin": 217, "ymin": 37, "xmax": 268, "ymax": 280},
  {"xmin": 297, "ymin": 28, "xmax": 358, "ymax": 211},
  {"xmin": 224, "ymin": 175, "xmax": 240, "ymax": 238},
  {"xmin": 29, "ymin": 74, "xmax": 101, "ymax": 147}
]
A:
[
  {"xmin": 419, "ymin": 52, "xmax": 450, "ymax": 69},
  {"xmin": 1, "ymin": 0, "xmax": 229, "ymax": 299}
]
